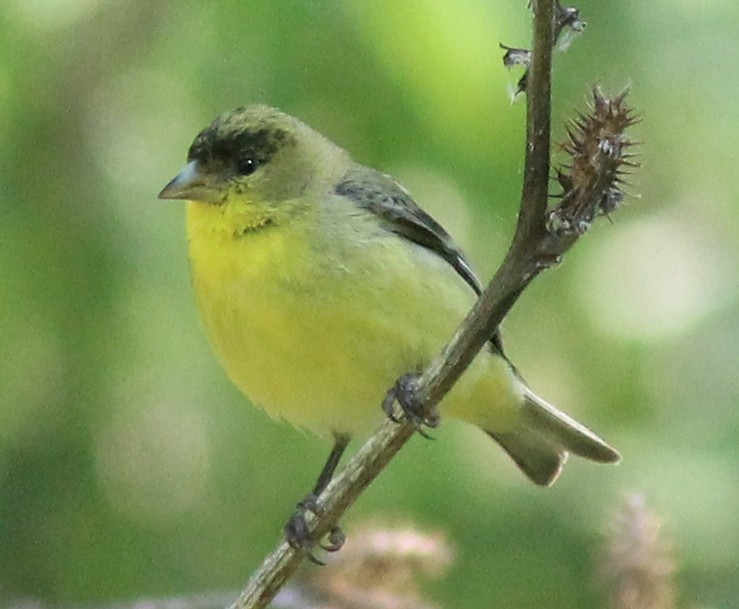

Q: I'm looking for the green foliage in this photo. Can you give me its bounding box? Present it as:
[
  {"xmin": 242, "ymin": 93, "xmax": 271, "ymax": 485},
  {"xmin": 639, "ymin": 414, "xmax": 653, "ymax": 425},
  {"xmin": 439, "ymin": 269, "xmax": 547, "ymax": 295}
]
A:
[{"xmin": 1, "ymin": 1, "xmax": 738, "ymax": 607}]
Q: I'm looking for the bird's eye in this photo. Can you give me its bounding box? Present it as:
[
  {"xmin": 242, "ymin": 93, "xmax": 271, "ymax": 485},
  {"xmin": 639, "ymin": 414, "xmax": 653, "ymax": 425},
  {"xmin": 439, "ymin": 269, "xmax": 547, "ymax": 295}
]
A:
[{"xmin": 236, "ymin": 157, "xmax": 259, "ymax": 176}]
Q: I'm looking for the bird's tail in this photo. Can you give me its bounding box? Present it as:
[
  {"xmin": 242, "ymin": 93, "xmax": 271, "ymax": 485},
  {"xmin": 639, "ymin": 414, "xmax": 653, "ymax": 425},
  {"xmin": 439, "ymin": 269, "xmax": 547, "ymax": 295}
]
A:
[{"xmin": 488, "ymin": 387, "xmax": 620, "ymax": 486}]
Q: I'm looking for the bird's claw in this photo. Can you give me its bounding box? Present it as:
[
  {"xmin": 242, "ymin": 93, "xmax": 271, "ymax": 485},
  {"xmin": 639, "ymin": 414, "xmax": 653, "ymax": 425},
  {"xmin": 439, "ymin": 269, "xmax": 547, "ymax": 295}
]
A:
[
  {"xmin": 321, "ymin": 525, "xmax": 346, "ymax": 553},
  {"xmin": 284, "ymin": 496, "xmax": 321, "ymax": 564},
  {"xmin": 382, "ymin": 373, "xmax": 440, "ymax": 439},
  {"xmin": 284, "ymin": 494, "xmax": 345, "ymax": 565}
]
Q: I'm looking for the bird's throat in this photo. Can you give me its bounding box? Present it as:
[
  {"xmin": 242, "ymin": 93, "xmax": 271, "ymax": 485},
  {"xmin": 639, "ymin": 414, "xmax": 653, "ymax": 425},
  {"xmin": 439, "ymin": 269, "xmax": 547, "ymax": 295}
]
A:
[{"xmin": 186, "ymin": 198, "xmax": 278, "ymax": 242}]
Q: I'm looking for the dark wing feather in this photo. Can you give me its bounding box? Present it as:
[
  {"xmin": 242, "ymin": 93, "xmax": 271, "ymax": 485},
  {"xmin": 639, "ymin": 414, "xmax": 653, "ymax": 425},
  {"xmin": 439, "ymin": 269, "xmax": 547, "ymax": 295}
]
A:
[
  {"xmin": 335, "ymin": 166, "xmax": 505, "ymax": 354},
  {"xmin": 335, "ymin": 167, "xmax": 480, "ymax": 293}
]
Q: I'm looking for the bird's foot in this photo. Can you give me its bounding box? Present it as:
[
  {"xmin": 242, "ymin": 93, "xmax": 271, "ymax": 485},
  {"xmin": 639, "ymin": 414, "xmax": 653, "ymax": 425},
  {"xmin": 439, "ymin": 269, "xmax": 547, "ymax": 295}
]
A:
[
  {"xmin": 382, "ymin": 372, "xmax": 440, "ymax": 439},
  {"xmin": 284, "ymin": 494, "xmax": 346, "ymax": 565}
]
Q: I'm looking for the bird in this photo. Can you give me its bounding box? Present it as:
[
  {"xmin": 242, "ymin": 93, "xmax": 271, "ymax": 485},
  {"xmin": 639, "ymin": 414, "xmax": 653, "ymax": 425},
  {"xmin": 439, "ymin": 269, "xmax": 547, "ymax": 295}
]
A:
[{"xmin": 159, "ymin": 104, "xmax": 619, "ymax": 547}]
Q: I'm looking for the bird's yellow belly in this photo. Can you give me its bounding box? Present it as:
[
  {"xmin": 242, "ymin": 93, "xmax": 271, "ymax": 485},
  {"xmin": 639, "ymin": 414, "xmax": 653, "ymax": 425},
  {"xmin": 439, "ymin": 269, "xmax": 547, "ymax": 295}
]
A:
[{"xmin": 186, "ymin": 202, "xmax": 521, "ymax": 436}]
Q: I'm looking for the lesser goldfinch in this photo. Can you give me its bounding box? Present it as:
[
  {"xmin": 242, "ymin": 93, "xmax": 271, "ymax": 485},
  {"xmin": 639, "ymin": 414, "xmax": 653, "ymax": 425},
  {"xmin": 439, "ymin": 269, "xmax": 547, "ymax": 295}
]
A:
[{"xmin": 159, "ymin": 105, "xmax": 619, "ymax": 496}]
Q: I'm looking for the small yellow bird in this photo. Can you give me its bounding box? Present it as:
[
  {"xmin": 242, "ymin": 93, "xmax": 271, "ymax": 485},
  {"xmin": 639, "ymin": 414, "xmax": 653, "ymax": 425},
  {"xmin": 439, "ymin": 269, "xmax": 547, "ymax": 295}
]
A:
[{"xmin": 159, "ymin": 105, "xmax": 618, "ymax": 521}]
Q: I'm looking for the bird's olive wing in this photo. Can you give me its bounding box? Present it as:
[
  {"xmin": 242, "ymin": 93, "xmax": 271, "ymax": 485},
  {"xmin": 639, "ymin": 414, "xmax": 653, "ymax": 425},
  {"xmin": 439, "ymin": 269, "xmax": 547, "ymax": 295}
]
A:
[
  {"xmin": 335, "ymin": 167, "xmax": 505, "ymax": 354},
  {"xmin": 335, "ymin": 168, "xmax": 481, "ymax": 293}
]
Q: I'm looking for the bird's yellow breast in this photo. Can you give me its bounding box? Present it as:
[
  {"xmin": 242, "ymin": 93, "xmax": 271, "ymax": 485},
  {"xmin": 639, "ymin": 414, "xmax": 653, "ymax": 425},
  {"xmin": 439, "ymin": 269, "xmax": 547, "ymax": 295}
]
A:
[{"xmin": 186, "ymin": 197, "xmax": 521, "ymax": 437}]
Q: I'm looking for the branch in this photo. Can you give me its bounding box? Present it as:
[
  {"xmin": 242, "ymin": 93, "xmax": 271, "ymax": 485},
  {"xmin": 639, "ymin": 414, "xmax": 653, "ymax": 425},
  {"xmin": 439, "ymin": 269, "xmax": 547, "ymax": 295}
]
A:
[
  {"xmin": 229, "ymin": 2, "xmax": 637, "ymax": 608},
  {"xmin": 417, "ymin": 0, "xmax": 556, "ymax": 406}
]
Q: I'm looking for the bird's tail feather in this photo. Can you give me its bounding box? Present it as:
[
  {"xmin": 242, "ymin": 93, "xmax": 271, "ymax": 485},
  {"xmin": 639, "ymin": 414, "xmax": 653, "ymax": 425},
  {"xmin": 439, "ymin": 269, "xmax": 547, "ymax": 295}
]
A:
[{"xmin": 488, "ymin": 388, "xmax": 620, "ymax": 486}]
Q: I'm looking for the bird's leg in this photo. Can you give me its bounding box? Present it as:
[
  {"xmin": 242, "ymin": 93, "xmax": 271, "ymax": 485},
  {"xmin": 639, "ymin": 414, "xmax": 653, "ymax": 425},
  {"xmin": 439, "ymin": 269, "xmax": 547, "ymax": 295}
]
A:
[
  {"xmin": 284, "ymin": 432, "xmax": 350, "ymax": 564},
  {"xmin": 382, "ymin": 372, "xmax": 440, "ymax": 439}
]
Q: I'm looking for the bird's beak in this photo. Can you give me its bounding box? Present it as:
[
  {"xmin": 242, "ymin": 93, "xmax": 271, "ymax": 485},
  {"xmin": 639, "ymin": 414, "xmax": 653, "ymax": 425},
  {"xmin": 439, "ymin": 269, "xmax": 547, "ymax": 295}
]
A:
[{"xmin": 158, "ymin": 161, "xmax": 225, "ymax": 204}]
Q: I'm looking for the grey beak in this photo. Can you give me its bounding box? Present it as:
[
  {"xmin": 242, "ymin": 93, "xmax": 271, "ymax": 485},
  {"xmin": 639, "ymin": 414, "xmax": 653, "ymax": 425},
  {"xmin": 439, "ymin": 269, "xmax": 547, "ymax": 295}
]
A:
[{"xmin": 158, "ymin": 161, "xmax": 224, "ymax": 203}]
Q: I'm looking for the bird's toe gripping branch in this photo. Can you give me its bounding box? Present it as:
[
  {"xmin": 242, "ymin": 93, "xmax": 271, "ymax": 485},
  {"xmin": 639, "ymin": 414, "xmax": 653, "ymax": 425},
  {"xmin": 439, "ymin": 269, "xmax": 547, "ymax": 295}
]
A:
[
  {"xmin": 285, "ymin": 495, "xmax": 346, "ymax": 565},
  {"xmin": 383, "ymin": 373, "xmax": 440, "ymax": 439}
]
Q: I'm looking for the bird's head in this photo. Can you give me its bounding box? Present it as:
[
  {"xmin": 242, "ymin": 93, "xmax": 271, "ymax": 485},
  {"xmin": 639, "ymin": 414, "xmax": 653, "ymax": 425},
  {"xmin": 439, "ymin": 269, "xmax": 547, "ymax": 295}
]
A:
[{"xmin": 159, "ymin": 105, "xmax": 347, "ymax": 206}]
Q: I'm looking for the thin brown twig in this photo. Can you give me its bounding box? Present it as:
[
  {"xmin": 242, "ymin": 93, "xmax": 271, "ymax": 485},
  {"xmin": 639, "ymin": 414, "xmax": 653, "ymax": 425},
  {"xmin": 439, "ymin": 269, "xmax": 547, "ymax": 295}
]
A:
[{"xmin": 416, "ymin": 0, "xmax": 556, "ymax": 406}]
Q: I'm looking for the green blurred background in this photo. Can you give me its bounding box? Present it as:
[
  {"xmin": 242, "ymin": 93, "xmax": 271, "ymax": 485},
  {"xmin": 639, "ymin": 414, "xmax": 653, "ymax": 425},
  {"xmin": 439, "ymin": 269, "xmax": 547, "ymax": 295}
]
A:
[{"xmin": 1, "ymin": 0, "xmax": 737, "ymax": 607}]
